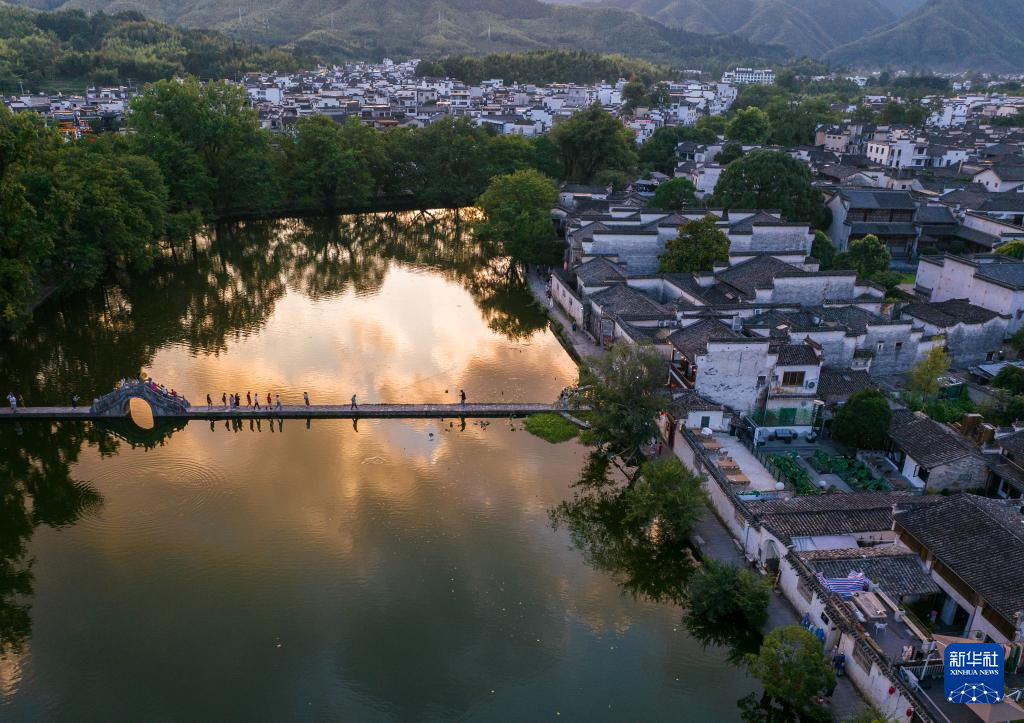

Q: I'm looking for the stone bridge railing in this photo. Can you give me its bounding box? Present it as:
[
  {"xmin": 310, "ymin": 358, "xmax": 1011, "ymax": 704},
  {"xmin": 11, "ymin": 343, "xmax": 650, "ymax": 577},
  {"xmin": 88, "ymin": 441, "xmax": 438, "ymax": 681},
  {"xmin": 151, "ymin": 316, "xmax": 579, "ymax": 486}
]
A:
[{"xmin": 90, "ymin": 381, "xmax": 191, "ymax": 418}]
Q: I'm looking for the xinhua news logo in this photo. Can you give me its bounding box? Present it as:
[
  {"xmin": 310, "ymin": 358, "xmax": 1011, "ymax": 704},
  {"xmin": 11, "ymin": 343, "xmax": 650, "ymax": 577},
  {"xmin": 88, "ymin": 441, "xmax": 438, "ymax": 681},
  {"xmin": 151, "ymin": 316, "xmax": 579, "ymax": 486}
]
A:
[{"xmin": 944, "ymin": 643, "xmax": 1005, "ymax": 703}]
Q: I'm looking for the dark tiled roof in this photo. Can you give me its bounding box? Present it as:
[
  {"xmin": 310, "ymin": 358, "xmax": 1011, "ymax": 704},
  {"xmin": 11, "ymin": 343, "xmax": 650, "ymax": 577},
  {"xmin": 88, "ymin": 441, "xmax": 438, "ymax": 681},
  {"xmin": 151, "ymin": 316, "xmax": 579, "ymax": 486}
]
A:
[
  {"xmin": 715, "ymin": 256, "xmax": 801, "ymax": 298},
  {"xmin": 667, "ymin": 318, "xmax": 742, "ymax": 359},
  {"xmin": 979, "ymin": 196, "xmax": 1024, "ymax": 212},
  {"xmin": 776, "ymin": 343, "xmax": 819, "ymax": 366},
  {"xmin": 915, "ymin": 205, "xmax": 957, "ymax": 225},
  {"xmin": 667, "ymin": 389, "xmax": 723, "ymax": 415},
  {"xmin": 849, "ymin": 222, "xmax": 918, "ymax": 237},
  {"xmin": 901, "ymin": 299, "xmax": 1000, "ymax": 327},
  {"xmin": 975, "ymin": 261, "xmax": 1024, "ymax": 289},
  {"xmin": 998, "ymin": 429, "xmax": 1024, "ymax": 460},
  {"xmin": 589, "ymin": 284, "xmax": 670, "ymax": 318},
  {"xmin": 728, "ymin": 211, "xmax": 785, "ymax": 234},
  {"xmin": 888, "ymin": 410, "xmax": 975, "ymax": 468},
  {"xmin": 747, "ymin": 492, "xmax": 938, "ymax": 546},
  {"xmin": 817, "ymin": 368, "xmax": 877, "ymax": 401},
  {"xmin": 986, "ymin": 164, "xmax": 1024, "ymax": 182},
  {"xmin": 838, "ymin": 188, "xmax": 917, "ymax": 210},
  {"xmin": 799, "ymin": 547, "xmax": 941, "ymax": 597},
  {"xmin": 895, "ymin": 494, "xmax": 1024, "ymax": 623},
  {"xmin": 573, "ymin": 257, "xmax": 627, "ymax": 285}
]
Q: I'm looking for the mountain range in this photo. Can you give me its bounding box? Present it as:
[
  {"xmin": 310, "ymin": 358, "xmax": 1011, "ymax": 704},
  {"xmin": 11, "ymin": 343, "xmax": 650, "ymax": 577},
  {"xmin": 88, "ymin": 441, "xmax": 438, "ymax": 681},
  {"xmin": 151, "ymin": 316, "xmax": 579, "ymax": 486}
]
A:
[
  {"xmin": 6, "ymin": 0, "xmax": 787, "ymax": 69},
  {"xmin": 9, "ymin": 0, "xmax": 1024, "ymax": 70}
]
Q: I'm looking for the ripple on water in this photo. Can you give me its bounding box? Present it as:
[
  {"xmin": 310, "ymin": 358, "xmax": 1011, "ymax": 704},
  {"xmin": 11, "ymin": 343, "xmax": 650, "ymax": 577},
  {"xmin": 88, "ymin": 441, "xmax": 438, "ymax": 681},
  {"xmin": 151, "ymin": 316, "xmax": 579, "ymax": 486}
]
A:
[{"xmin": 78, "ymin": 453, "xmax": 228, "ymax": 543}]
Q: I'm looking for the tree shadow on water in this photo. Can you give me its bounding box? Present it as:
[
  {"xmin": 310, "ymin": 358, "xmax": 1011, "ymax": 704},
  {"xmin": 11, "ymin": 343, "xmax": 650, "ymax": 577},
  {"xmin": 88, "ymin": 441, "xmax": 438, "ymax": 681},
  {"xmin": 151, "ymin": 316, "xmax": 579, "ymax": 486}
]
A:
[{"xmin": 0, "ymin": 422, "xmax": 105, "ymax": 656}]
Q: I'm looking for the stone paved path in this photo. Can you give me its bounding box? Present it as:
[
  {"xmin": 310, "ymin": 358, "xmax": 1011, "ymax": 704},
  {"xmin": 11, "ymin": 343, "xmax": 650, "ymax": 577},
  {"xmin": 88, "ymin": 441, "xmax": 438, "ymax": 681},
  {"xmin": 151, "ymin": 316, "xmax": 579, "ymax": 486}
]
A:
[{"xmin": 0, "ymin": 403, "xmax": 571, "ymax": 421}]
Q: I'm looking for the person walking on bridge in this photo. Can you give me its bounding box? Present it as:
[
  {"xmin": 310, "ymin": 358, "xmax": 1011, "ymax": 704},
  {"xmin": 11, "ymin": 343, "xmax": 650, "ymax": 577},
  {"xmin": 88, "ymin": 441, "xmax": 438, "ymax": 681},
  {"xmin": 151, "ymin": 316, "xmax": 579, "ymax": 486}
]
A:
[
  {"xmin": 6, "ymin": 392, "xmax": 17, "ymax": 412},
  {"xmin": 71, "ymin": 394, "xmax": 80, "ymax": 408},
  {"xmin": 351, "ymin": 394, "xmax": 358, "ymax": 410},
  {"xmin": 222, "ymin": 392, "xmax": 227, "ymax": 407},
  {"xmin": 254, "ymin": 396, "xmax": 261, "ymax": 410},
  {"xmin": 246, "ymin": 391, "xmax": 252, "ymax": 407},
  {"xmin": 303, "ymin": 391, "xmax": 310, "ymax": 407},
  {"xmin": 266, "ymin": 392, "xmax": 272, "ymax": 409},
  {"xmin": 275, "ymin": 394, "xmax": 282, "ymax": 411},
  {"xmin": 460, "ymin": 389, "xmax": 466, "ymax": 407},
  {"xmin": 207, "ymin": 394, "xmax": 212, "ymax": 406}
]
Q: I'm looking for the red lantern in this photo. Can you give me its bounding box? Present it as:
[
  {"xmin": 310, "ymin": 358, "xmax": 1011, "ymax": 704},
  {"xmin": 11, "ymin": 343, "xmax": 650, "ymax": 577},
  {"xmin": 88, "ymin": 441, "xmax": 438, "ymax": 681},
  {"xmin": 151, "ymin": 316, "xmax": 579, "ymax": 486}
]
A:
[
  {"xmin": 906, "ymin": 708, "xmax": 913, "ymax": 718},
  {"xmin": 889, "ymin": 686, "xmax": 896, "ymax": 695}
]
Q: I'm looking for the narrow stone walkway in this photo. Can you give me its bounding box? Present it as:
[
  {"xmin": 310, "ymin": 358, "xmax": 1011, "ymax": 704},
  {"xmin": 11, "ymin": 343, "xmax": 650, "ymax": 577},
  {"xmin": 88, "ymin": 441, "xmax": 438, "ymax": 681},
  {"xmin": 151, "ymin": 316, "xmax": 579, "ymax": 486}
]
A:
[
  {"xmin": 526, "ymin": 270, "xmax": 602, "ymax": 360},
  {"xmin": 0, "ymin": 402, "xmax": 569, "ymax": 421}
]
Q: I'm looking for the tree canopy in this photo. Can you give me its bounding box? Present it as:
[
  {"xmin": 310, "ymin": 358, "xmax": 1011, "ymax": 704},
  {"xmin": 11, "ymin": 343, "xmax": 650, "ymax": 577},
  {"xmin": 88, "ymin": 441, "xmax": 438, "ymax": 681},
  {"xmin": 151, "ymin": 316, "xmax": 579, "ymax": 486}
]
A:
[
  {"xmin": 831, "ymin": 390, "xmax": 892, "ymax": 451},
  {"xmin": 658, "ymin": 215, "xmax": 730, "ymax": 274},
  {"xmin": 578, "ymin": 342, "xmax": 666, "ymax": 465},
  {"xmin": 550, "ymin": 105, "xmax": 637, "ymax": 183},
  {"xmin": 476, "ymin": 169, "xmax": 561, "ymax": 268},
  {"xmin": 745, "ymin": 626, "xmax": 835, "ymax": 721},
  {"xmin": 725, "ymin": 107, "xmax": 770, "ymax": 145},
  {"xmin": 685, "ymin": 560, "xmax": 769, "ymax": 642},
  {"xmin": 650, "ymin": 177, "xmax": 697, "ymax": 211},
  {"xmin": 811, "ymin": 230, "xmax": 836, "ymax": 270},
  {"xmin": 906, "ymin": 347, "xmax": 951, "ymax": 403},
  {"xmin": 711, "ymin": 150, "xmax": 825, "ymax": 225},
  {"xmin": 833, "ymin": 235, "xmax": 890, "ymax": 279}
]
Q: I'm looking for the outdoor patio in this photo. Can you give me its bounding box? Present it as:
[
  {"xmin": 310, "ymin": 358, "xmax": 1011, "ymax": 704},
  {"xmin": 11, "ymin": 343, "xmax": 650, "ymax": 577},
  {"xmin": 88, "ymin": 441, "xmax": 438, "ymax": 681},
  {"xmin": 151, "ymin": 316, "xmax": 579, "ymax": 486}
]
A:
[{"xmin": 696, "ymin": 433, "xmax": 780, "ymax": 492}]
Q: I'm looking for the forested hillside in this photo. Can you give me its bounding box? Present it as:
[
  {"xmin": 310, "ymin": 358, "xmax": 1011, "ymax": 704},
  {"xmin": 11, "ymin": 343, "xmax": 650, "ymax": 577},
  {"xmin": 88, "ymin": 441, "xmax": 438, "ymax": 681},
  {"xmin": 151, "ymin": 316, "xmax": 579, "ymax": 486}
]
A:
[
  {"xmin": 6, "ymin": 0, "xmax": 789, "ymax": 70},
  {"xmin": 0, "ymin": 4, "xmax": 311, "ymax": 92},
  {"xmin": 826, "ymin": 0, "xmax": 1024, "ymax": 72}
]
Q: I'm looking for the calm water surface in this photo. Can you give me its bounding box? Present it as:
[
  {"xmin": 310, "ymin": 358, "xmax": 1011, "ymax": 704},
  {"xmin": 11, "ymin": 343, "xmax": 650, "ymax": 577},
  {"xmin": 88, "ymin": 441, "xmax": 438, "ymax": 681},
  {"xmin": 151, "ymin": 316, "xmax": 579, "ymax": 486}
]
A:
[{"xmin": 0, "ymin": 213, "xmax": 755, "ymax": 720}]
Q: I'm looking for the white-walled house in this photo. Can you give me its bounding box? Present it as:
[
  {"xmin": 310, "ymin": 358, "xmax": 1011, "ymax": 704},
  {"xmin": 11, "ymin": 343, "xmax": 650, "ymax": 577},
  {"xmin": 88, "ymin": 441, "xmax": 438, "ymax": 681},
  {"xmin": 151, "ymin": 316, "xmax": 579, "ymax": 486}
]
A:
[{"xmin": 915, "ymin": 253, "xmax": 1024, "ymax": 333}]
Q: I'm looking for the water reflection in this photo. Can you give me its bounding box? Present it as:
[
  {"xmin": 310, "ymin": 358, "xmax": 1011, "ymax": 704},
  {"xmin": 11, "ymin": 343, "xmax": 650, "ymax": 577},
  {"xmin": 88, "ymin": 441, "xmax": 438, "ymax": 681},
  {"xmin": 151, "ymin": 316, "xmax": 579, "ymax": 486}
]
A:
[
  {"xmin": 0, "ymin": 211, "xmax": 552, "ymax": 406},
  {"xmin": 549, "ymin": 453, "xmax": 697, "ymax": 605},
  {"xmin": 0, "ymin": 423, "xmax": 103, "ymax": 661}
]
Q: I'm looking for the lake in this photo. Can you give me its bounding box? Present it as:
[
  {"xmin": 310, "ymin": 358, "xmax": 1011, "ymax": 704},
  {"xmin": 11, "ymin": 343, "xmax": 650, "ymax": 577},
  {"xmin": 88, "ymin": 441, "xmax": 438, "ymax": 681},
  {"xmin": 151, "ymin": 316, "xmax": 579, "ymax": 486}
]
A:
[{"xmin": 0, "ymin": 212, "xmax": 755, "ymax": 720}]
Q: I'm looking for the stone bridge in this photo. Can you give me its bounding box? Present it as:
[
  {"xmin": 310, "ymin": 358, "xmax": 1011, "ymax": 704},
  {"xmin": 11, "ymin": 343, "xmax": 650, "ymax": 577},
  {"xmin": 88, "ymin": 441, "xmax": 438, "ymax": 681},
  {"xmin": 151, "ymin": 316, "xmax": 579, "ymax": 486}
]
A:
[{"xmin": 90, "ymin": 381, "xmax": 191, "ymax": 418}]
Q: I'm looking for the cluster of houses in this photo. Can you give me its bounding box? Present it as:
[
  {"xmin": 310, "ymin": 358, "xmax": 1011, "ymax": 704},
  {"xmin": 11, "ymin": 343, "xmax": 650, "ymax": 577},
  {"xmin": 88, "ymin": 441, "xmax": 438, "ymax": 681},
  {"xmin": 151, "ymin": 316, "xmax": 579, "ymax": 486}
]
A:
[
  {"xmin": 550, "ymin": 99, "xmax": 1024, "ymax": 722},
  {"xmin": 238, "ymin": 60, "xmax": 741, "ymax": 142}
]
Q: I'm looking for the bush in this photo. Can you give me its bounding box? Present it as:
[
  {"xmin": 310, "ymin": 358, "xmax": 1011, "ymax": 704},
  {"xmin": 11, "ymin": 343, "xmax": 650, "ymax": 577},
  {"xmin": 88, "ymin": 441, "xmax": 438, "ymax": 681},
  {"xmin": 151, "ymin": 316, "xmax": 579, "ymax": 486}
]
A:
[
  {"xmin": 767, "ymin": 453, "xmax": 817, "ymax": 495},
  {"xmin": 523, "ymin": 413, "xmax": 579, "ymax": 443}
]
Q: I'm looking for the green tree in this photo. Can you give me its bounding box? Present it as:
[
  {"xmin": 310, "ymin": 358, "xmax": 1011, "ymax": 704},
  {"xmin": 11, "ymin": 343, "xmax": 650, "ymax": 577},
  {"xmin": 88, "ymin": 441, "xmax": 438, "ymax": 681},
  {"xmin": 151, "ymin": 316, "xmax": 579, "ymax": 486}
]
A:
[
  {"xmin": 551, "ymin": 105, "xmax": 637, "ymax": 183},
  {"xmin": 726, "ymin": 107, "xmax": 771, "ymax": 144},
  {"xmin": 811, "ymin": 230, "xmax": 836, "ymax": 269},
  {"xmin": 578, "ymin": 342, "xmax": 665, "ymax": 465},
  {"xmin": 695, "ymin": 114, "xmax": 727, "ymax": 137},
  {"xmin": 647, "ymin": 83, "xmax": 670, "ymax": 108},
  {"xmin": 833, "ymin": 235, "xmax": 890, "ymax": 278},
  {"xmin": 658, "ymin": 215, "xmax": 730, "ymax": 273},
  {"xmin": 746, "ymin": 626, "xmax": 835, "ymax": 721},
  {"xmin": 685, "ymin": 560, "xmax": 770, "ymax": 639},
  {"xmin": 982, "ymin": 390, "xmax": 1024, "ymax": 427},
  {"xmin": 711, "ymin": 150, "xmax": 824, "ymax": 224},
  {"xmin": 129, "ymin": 77, "xmax": 279, "ymax": 219},
  {"xmin": 996, "ymin": 240, "xmax": 1024, "ymax": 259},
  {"xmin": 831, "ymin": 390, "xmax": 892, "ymax": 450},
  {"xmin": 650, "ymin": 177, "xmax": 697, "ymax": 210},
  {"xmin": 50, "ymin": 144, "xmax": 167, "ymax": 289},
  {"xmin": 906, "ymin": 347, "xmax": 950, "ymax": 403},
  {"xmin": 622, "ymin": 79, "xmax": 647, "ymax": 112},
  {"xmin": 476, "ymin": 169, "xmax": 560, "ymax": 268},
  {"xmin": 767, "ymin": 97, "xmax": 833, "ymax": 146},
  {"xmin": 623, "ymin": 456, "xmax": 707, "ymax": 540},
  {"xmin": 549, "ymin": 452, "xmax": 697, "ymax": 604},
  {"xmin": 993, "ymin": 366, "xmax": 1024, "ymax": 395},
  {"xmin": 284, "ymin": 115, "xmax": 382, "ymax": 209},
  {"xmin": 852, "ymin": 104, "xmax": 876, "ymax": 123},
  {"xmin": 716, "ymin": 141, "xmax": 745, "ymax": 165},
  {"xmin": 0, "ymin": 106, "xmax": 56, "ymax": 322}
]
